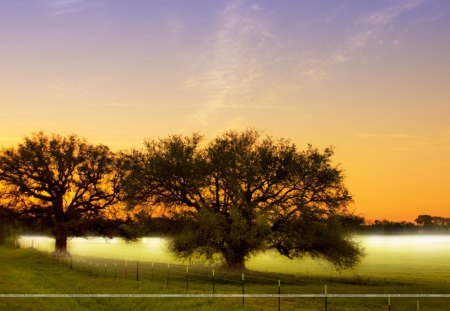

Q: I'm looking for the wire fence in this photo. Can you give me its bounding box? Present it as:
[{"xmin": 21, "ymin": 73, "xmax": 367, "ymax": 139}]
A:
[{"xmin": 16, "ymin": 239, "xmax": 450, "ymax": 310}]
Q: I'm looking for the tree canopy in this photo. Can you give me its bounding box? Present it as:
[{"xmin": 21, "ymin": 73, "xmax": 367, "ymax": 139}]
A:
[
  {"xmin": 415, "ymin": 214, "xmax": 450, "ymax": 230},
  {"xmin": 0, "ymin": 132, "xmax": 131, "ymax": 254},
  {"xmin": 123, "ymin": 130, "xmax": 362, "ymax": 269}
]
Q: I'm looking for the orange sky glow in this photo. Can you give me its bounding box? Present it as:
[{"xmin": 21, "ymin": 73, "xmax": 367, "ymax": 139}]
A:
[{"xmin": 1, "ymin": 0, "xmax": 449, "ymax": 221}]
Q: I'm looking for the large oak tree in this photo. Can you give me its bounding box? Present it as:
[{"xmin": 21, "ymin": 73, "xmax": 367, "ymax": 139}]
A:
[
  {"xmin": 0, "ymin": 132, "xmax": 128, "ymax": 255},
  {"xmin": 123, "ymin": 130, "xmax": 362, "ymax": 269}
]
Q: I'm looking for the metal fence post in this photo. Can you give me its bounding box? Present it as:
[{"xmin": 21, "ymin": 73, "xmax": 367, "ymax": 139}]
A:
[
  {"xmin": 114, "ymin": 263, "xmax": 117, "ymax": 280},
  {"xmin": 96, "ymin": 263, "xmax": 99, "ymax": 279},
  {"xmin": 212, "ymin": 269, "xmax": 215, "ymax": 295},
  {"xmin": 136, "ymin": 261, "xmax": 139, "ymax": 282},
  {"xmin": 388, "ymin": 295, "xmax": 391, "ymax": 311},
  {"xmin": 104, "ymin": 264, "xmax": 107, "ymax": 278},
  {"xmin": 278, "ymin": 280, "xmax": 281, "ymax": 311},
  {"xmin": 125, "ymin": 260, "xmax": 128, "ymax": 279},
  {"xmin": 186, "ymin": 266, "xmax": 189, "ymax": 291},
  {"xmin": 324, "ymin": 284, "xmax": 327, "ymax": 311},
  {"xmin": 242, "ymin": 273, "xmax": 245, "ymax": 307},
  {"xmin": 151, "ymin": 262, "xmax": 154, "ymax": 282},
  {"xmin": 166, "ymin": 263, "xmax": 170, "ymax": 286}
]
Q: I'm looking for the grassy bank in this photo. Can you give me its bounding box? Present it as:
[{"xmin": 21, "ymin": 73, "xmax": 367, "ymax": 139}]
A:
[{"xmin": 0, "ymin": 246, "xmax": 449, "ymax": 310}]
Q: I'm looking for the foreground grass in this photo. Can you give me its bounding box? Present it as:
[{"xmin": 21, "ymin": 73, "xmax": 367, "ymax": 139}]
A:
[{"xmin": 0, "ymin": 247, "xmax": 449, "ymax": 310}]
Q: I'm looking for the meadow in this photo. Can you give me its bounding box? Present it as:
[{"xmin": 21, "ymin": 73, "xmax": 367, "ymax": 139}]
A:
[
  {"xmin": 1, "ymin": 239, "xmax": 450, "ymax": 310},
  {"xmin": 19, "ymin": 235, "xmax": 450, "ymax": 284}
]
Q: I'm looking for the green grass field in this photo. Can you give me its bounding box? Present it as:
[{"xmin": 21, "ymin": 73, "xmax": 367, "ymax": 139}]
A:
[
  {"xmin": 1, "ymin": 246, "xmax": 450, "ymax": 310},
  {"xmin": 18, "ymin": 235, "xmax": 450, "ymax": 285}
]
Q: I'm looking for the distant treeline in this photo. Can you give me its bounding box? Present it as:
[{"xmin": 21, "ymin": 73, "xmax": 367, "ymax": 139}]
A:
[
  {"xmin": 5, "ymin": 209, "xmax": 449, "ymax": 238},
  {"xmin": 341, "ymin": 214, "xmax": 450, "ymax": 234}
]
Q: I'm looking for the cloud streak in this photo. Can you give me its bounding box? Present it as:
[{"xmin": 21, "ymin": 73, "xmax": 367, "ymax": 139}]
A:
[
  {"xmin": 48, "ymin": 0, "xmax": 107, "ymax": 16},
  {"xmin": 165, "ymin": 12, "xmax": 184, "ymax": 42},
  {"xmin": 333, "ymin": 0, "xmax": 424, "ymax": 64},
  {"xmin": 356, "ymin": 133, "xmax": 416, "ymax": 139},
  {"xmin": 183, "ymin": 0, "xmax": 281, "ymax": 124},
  {"xmin": 178, "ymin": 103, "xmax": 295, "ymax": 110},
  {"xmin": 104, "ymin": 103, "xmax": 145, "ymax": 108},
  {"xmin": 299, "ymin": 0, "xmax": 425, "ymax": 82},
  {"xmin": 362, "ymin": 0, "xmax": 423, "ymax": 26}
]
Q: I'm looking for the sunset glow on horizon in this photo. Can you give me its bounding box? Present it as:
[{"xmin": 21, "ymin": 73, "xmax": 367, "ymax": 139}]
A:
[{"xmin": 1, "ymin": 0, "xmax": 449, "ymax": 221}]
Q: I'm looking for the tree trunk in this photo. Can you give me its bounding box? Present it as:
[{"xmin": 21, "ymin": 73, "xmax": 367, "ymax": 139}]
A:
[
  {"xmin": 54, "ymin": 230, "xmax": 68, "ymax": 256},
  {"xmin": 52, "ymin": 195, "xmax": 69, "ymax": 256},
  {"xmin": 223, "ymin": 250, "xmax": 246, "ymax": 270}
]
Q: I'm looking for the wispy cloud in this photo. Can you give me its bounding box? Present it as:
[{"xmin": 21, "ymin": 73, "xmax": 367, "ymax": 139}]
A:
[
  {"xmin": 362, "ymin": 0, "xmax": 423, "ymax": 26},
  {"xmin": 250, "ymin": 4, "xmax": 262, "ymax": 11},
  {"xmin": 356, "ymin": 133, "xmax": 416, "ymax": 139},
  {"xmin": 48, "ymin": 0, "xmax": 107, "ymax": 16},
  {"xmin": 104, "ymin": 103, "xmax": 145, "ymax": 108},
  {"xmin": 297, "ymin": 59, "xmax": 330, "ymax": 82},
  {"xmin": 333, "ymin": 0, "xmax": 424, "ymax": 64},
  {"xmin": 348, "ymin": 30, "xmax": 373, "ymax": 51},
  {"xmin": 165, "ymin": 13, "xmax": 184, "ymax": 42},
  {"xmin": 301, "ymin": 0, "xmax": 425, "ymax": 82},
  {"xmin": 183, "ymin": 0, "xmax": 281, "ymax": 124},
  {"xmin": 178, "ymin": 103, "xmax": 295, "ymax": 110}
]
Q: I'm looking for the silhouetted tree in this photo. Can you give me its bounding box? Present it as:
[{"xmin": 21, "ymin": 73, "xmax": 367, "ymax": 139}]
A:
[
  {"xmin": 432, "ymin": 216, "xmax": 450, "ymax": 229},
  {"xmin": 365, "ymin": 219, "xmax": 417, "ymax": 234},
  {"xmin": 415, "ymin": 214, "xmax": 450, "ymax": 231},
  {"xmin": 123, "ymin": 130, "xmax": 362, "ymax": 269},
  {"xmin": 336, "ymin": 214, "xmax": 366, "ymax": 231},
  {"xmin": 415, "ymin": 215, "xmax": 434, "ymax": 228},
  {"xmin": 0, "ymin": 132, "xmax": 130, "ymax": 255}
]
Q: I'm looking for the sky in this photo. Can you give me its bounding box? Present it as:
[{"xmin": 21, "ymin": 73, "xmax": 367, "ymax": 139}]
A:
[{"xmin": 0, "ymin": 0, "xmax": 449, "ymax": 221}]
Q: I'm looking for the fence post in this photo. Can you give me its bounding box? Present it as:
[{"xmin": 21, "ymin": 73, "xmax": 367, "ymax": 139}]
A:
[
  {"xmin": 114, "ymin": 263, "xmax": 117, "ymax": 280},
  {"xmin": 324, "ymin": 284, "xmax": 327, "ymax": 311},
  {"xmin": 186, "ymin": 266, "xmax": 189, "ymax": 291},
  {"xmin": 125, "ymin": 260, "xmax": 128, "ymax": 279},
  {"xmin": 388, "ymin": 295, "xmax": 391, "ymax": 311},
  {"xmin": 89, "ymin": 262, "xmax": 92, "ymax": 276},
  {"xmin": 212, "ymin": 269, "xmax": 215, "ymax": 295},
  {"xmin": 104, "ymin": 264, "xmax": 107, "ymax": 278},
  {"xmin": 417, "ymin": 299, "xmax": 420, "ymax": 311},
  {"xmin": 70, "ymin": 256, "xmax": 73, "ymax": 270},
  {"xmin": 151, "ymin": 262, "xmax": 154, "ymax": 282},
  {"xmin": 136, "ymin": 261, "xmax": 139, "ymax": 282},
  {"xmin": 278, "ymin": 280, "xmax": 281, "ymax": 311},
  {"xmin": 166, "ymin": 263, "xmax": 170, "ymax": 286},
  {"xmin": 242, "ymin": 273, "xmax": 245, "ymax": 307},
  {"xmin": 96, "ymin": 263, "xmax": 99, "ymax": 279}
]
